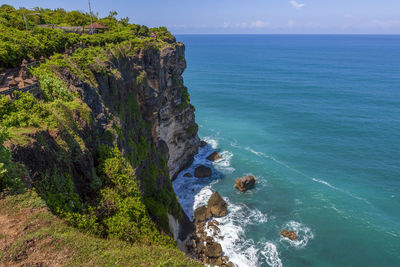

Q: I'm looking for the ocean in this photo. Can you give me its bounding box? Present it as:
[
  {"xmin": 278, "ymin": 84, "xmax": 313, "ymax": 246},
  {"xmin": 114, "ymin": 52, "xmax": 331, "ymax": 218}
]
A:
[{"xmin": 172, "ymin": 35, "xmax": 400, "ymax": 267}]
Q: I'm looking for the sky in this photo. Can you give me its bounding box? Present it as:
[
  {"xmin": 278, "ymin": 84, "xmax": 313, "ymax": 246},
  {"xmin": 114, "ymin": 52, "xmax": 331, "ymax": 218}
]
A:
[{"xmin": 4, "ymin": 0, "xmax": 400, "ymax": 34}]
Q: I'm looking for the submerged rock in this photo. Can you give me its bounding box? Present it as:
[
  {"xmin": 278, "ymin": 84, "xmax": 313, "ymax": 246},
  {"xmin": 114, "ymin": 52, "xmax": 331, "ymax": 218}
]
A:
[
  {"xmin": 281, "ymin": 229, "xmax": 297, "ymax": 240},
  {"xmin": 234, "ymin": 175, "xmax": 257, "ymax": 192},
  {"xmin": 199, "ymin": 140, "xmax": 208, "ymax": 148},
  {"xmin": 206, "ymin": 151, "xmax": 222, "ymax": 162},
  {"xmin": 194, "ymin": 165, "xmax": 212, "ymax": 178},
  {"xmin": 208, "ymin": 192, "xmax": 228, "ymax": 217},
  {"xmin": 183, "ymin": 173, "xmax": 193, "ymax": 178}
]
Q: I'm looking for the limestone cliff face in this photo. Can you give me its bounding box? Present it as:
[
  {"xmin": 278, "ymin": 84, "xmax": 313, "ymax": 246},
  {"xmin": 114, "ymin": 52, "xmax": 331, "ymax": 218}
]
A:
[
  {"xmin": 83, "ymin": 42, "xmax": 199, "ymax": 180},
  {"xmin": 136, "ymin": 44, "xmax": 200, "ymax": 179}
]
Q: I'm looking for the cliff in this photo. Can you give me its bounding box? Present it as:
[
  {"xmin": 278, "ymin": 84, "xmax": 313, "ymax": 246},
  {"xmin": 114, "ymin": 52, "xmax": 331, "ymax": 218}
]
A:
[{"xmin": 3, "ymin": 39, "xmax": 199, "ymax": 249}]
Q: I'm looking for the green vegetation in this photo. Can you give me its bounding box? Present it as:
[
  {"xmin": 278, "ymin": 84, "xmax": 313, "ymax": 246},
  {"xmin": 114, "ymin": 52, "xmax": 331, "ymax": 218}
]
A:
[
  {"xmin": 0, "ymin": 5, "xmax": 193, "ymax": 265},
  {"xmin": 0, "ymin": 5, "xmax": 176, "ymax": 68},
  {"xmin": 0, "ymin": 127, "xmax": 25, "ymax": 193},
  {"xmin": 0, "ymin": 191, "xmax": 202, "ymax": 266},
  {"xmin": 177, "ymin": 85, "xmax": 191, "ymax": 109},
  {"xmin": 136, "ymin": 70, "xmax": 147, "ymax": 85},
  {"xmin": 187, "ymin": 124, "xmax": 199, "ymax": 136}
]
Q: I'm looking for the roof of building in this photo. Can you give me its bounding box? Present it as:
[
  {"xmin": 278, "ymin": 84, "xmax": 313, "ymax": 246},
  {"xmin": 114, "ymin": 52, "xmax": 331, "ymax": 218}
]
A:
[{"xmin": 85, "ymin": 22, "xmax": 108, "ymax": 29}]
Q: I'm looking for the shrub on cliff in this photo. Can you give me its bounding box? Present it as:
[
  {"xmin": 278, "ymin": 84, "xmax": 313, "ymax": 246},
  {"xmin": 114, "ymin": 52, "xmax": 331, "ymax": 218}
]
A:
[
  {"xmin": 61, "ymin": 145, "xmax": 175, "ymax": 246},
  {"xmin": 0, "ymin": 127, "xmax": 24, "ymax": 193}
]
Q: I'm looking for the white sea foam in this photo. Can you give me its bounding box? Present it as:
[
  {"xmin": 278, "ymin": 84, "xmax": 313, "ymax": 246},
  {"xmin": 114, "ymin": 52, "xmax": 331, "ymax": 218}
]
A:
[
  {"xmin": 261, "ymin": 242, "xmax": 283, "ymax": 267},
  {"xmin": 194, "ymin": 185, "xmax": 213, "ymax": 209},
  {"xmin": 214, "ymin": 204, "xmax": 261, "ymax": 267},
  {"xmin": 280, "ymin": 221, "xmax": 314, "ymax": 249},
  {"xmin": 213, "ymin": 150, "xmax": 235, "ymax": 174},
  {"xmin": 172, "ymin": 137, "xmax": 222, "ymax": 219},
  {"xmin": 203, "ymin": 136, "xmax": 218, "ymax": 149},
  {"xmin": 312, "ymin": 178, "xmax": 372, "ymax": 206}
]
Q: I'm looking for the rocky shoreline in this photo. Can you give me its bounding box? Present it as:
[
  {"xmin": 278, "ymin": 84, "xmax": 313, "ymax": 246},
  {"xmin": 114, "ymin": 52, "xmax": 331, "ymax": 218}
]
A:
[
  {"xmin": 187, "ymin": 191, "xmax": 234, "ymax": 267},
  {"xmin": 179, "ymin": 141, "xmax": 261, "ymax": 266},
  {"xmin": 178, "ymin": 141, "xmax": 297, "ymax": 266}
]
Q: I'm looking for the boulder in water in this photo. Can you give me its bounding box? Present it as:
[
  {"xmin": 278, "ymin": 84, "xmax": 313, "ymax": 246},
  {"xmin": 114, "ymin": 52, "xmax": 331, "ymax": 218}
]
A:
[
  {"xmin": 183, "ymin": 173, "xmax": 193, "ymax": 178},
  {"xmin": 206, "ymin": 151, "xmax": 222, "ymax": 162},
  {"xmin": 194, "ymin": 206, "xmax": 211, "ymax": 223},
  {"xmin": 207, "ymin": 192, "xmax": 228, "ymax": 217},
  {"xmin": 199, "ymin": 140, "xmax": 208, "ymax": 148},
  {"xmin": 194, "ymin": 165, "xmax": 212, "ymax": 178},
  {"xmin": 281, "ymin": 229, "xmax": 297, "ymax": 240},
  {"xmin": 234, "ymin": 175, "xmax": 257, "ymax": 191},
  {"xmin": 205, "ymin": 241, "xmax": 222, "ymax": 258}
]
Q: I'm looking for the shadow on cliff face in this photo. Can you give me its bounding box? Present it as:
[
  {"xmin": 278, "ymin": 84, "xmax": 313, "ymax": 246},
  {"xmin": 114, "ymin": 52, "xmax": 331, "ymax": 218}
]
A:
[{"xmin": 172, "ymin": 143, "xmax": 225, "ymax": 221}]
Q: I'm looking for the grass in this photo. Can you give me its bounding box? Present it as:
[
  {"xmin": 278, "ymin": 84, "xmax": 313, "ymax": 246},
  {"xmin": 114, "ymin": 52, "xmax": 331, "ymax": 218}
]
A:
[
  {"xmin": 0, "ymin": 191, "xmax": 202, "ymax": 267},
  {"xmin": 7, "ymin": 126, "xmax": 38, "ymax": 146}
]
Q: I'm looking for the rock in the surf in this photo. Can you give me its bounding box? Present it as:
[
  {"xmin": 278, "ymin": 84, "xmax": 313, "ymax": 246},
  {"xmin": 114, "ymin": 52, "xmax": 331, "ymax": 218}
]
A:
[
  {"xmin": 206, "ymin": 151, "xmax": 222, "ymax": 162},
  {"xmin": 194, "ymin": 206, "xmax": 211, "ymax": 223},
  {"xmin": 205, "ymin": 240, "xmax": 223, "ymax": 258},
  {"xmin": 281, "ymin": 229, "xmax": 297, "ymax": 240},
  {"xmin": 183, "ymin": 172, "xmax": 193, "ymax": 178},
  {"xmin": 194, "ymin": 165, "xmax": 212, "ymax": 178},
  {"xmin": 234, "ymin": 175, "xmax": 257, "ymax": 191},
  {"xmin": 199, "ymin": 140, "xmax": 208, "ymax": 148},
  {"xmin": 207, "ymin": 192, "xmax": 228, "ymax": 217}
]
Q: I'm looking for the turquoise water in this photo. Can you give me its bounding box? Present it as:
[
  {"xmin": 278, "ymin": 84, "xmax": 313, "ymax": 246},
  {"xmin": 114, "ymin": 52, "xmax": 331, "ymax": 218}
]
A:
[{"xmin": 173, "ymin": 35, "xmax": 400, "ymax": 267}]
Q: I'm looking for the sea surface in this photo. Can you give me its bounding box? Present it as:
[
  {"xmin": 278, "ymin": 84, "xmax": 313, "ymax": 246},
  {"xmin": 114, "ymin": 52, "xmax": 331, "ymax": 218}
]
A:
[{"xmin": 172, "ymin": 35, "xmax": 400, "ymax": 267}]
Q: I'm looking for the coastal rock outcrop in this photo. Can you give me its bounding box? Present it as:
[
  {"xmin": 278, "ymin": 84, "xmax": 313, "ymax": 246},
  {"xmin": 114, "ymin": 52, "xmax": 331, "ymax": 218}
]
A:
[
  {"xmin": 234, "ymin": 175, "xmax": 257, "ymax": 191},
  {"xmin": 207, "ymin": 151, "xmax": 222, "ymax": 162},
  {"xmin": 194, "ymin": 206, "xmax": 211, "ymax": 223},
  {"xmin": 208, "ymin": 192, "xmax": 228, "ymax": 217},
  {"xmin": 281, "ymin": 229, "xmax": 297, "ymax": 240},
  {"xmin": 194, "ymin": 165, "xmax": 212, "ymax": 178},
  {"xmin": 188, "ymin": 192, "xmax": 232, "ymax": 266}
]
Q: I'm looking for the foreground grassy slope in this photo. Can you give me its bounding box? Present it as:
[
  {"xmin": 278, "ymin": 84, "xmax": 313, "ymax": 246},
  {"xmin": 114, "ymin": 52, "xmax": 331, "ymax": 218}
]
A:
[{"xmin": 0, "ymin": 191, "xmax": 202, "ymax": 267}]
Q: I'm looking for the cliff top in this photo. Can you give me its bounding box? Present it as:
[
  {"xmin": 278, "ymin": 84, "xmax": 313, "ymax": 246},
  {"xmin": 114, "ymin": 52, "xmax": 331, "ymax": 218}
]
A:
[{"xmin": 0, "ymin": 4, "xmax": 177, "ymax": 68}]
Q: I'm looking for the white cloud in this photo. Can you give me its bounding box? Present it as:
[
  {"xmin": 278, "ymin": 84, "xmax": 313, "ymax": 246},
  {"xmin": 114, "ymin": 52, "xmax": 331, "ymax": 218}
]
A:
[
  {"xmin": 223, "ymin": 22, "xmax": 231, "ymax": 28},
  {"xmin": 251, "ymin": 20, "xmax": 270, "ymax": 28},
  {"xmin": 289, "ymin": 0, "xmax": 305, "ymax": 9}
]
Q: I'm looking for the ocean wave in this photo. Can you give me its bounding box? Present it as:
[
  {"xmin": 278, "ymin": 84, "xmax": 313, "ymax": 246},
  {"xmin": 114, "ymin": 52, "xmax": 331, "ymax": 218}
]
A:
[
  {"xmin": 261, "ymin": 242, "xmax": 283, "ymax": 267},
  {"xmin": 311, "ymin": 178, "xmax": 372, "ymax": 206},
  {"xmin": 194, "ymin": 185, "xmax": 214, "ymax": 210},
  {"xmin": 214, "ymin": 213, "xmax": 260, "ymax": 267},
  {"xmin": 280, "ymin": 221, "xmax": 314, "ymax": 249},
  {"xmin": 203, "ymin": 136, "xmax": 218, "ymax": 149},
  {"xmin": 213, "ymin": 150, "xmax": 235, "ymax": 174},
  {"xmin": 233, "ymin": 141, "xmax": 373, "ymax": 208},
  {"xmin": 211, "ymin": 198, "xmax": 270, "ymax": 266}
]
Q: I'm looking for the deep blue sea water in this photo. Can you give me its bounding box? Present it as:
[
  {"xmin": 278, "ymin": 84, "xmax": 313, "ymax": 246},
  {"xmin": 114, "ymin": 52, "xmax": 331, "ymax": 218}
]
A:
[{"xmin": 172, "ymin": 35, "xmax": 400, "ymax": 267}]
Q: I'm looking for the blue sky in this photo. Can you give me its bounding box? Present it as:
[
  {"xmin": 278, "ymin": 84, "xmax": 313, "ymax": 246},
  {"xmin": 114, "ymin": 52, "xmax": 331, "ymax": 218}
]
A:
[{"xmin": 4, "ymin": 0, "xmax": 400, "ymax": 34}]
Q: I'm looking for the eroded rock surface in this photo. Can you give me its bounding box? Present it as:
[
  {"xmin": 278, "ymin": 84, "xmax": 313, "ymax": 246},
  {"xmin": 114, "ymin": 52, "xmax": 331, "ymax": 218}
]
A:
[
  {"xmin": 234, "ymin": 175, "xmax": 257, "ymax": 192},
  {"xmin": 208, "ymin": 192, "xmax": 228, "ymax": 217},
  {"xmin": 206, "ymin": 151, "xmax": 222, "ymax": 162},
  {"xmin": 281, "ymin": 229, "xmax": 297, "ymax": 240},
  {"xmin": 188, "ymin": 192, "xmax": 233, "ymax": 266}
]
